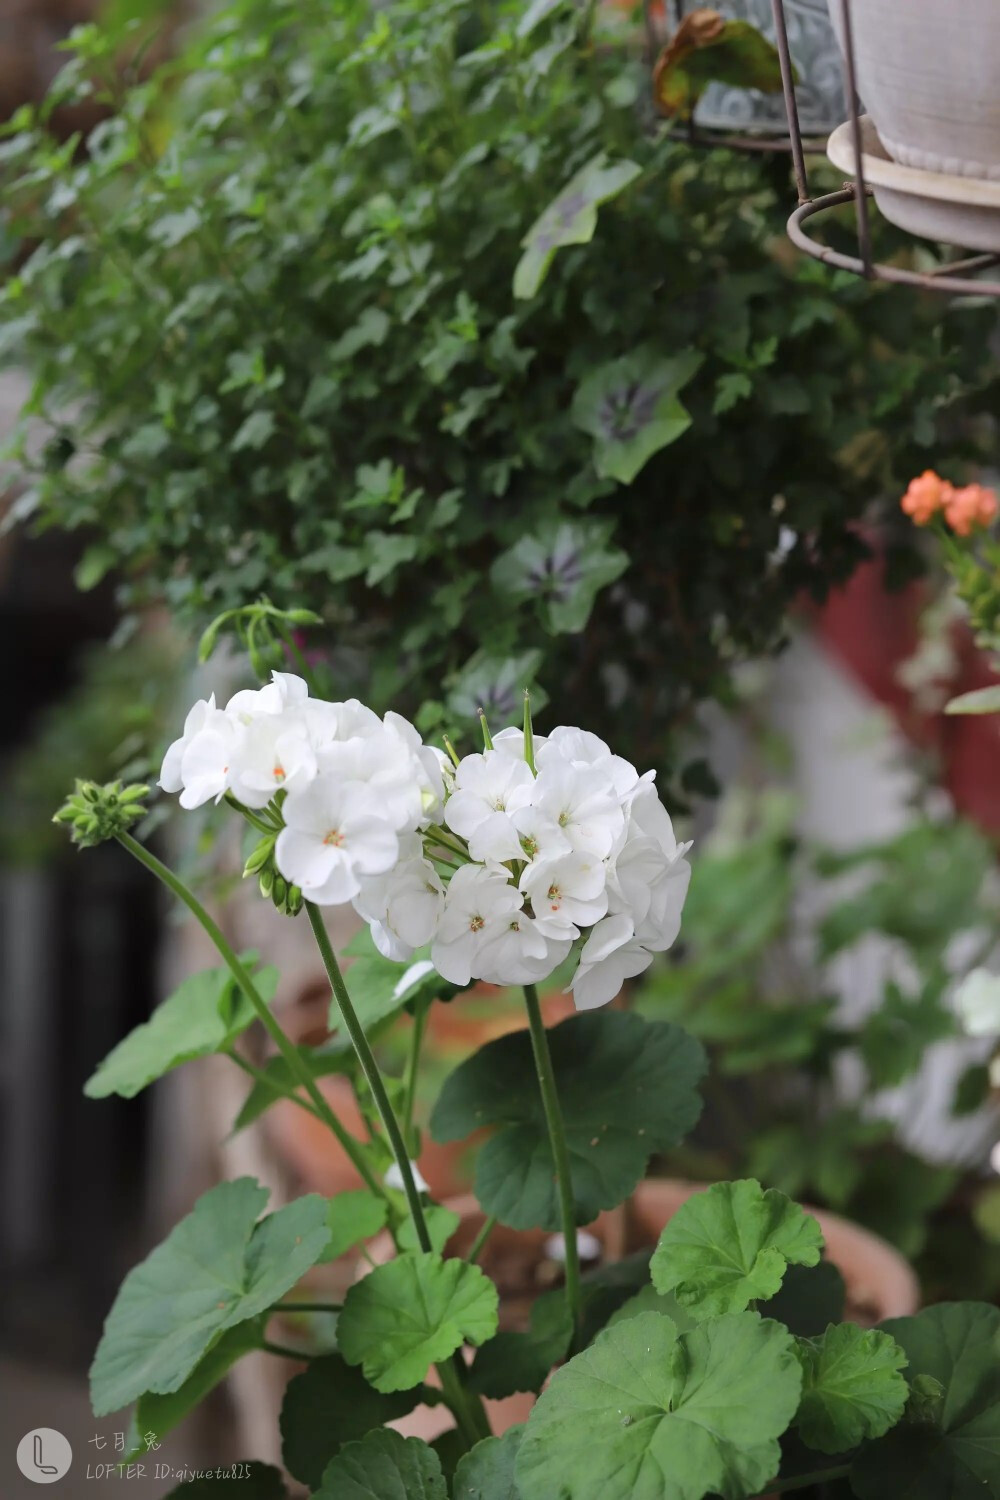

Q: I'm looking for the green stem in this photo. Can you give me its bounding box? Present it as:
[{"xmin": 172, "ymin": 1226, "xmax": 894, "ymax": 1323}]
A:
[
  {"xmin": 260, "ymin": 1340, "xmax": 314, "ymax": 1360},
  {"xmin": 522, "ymin": 983, "xmax": 582, "ymax": 1330},
  {"xmin": 116, "ymin": 832, "xmax": 385, "ymax": 1201},
  {"xmin": 306, "ymin": 903, "xmax": 431, "ymax": 1252},
  {"xmin": 465, "ymin": 1215, "xmax": 497, "ymax": 1265},
  {"xmin": 305, "ymin": 903, "xmax": 491, "ymax": 1449},
  {"xmin": 224, "ymin": 794, "xmax": 275, "ymax": 834},
  {"xmin": 227, "ymin": 1049, "xmax": 323, "ymax": 1123},
  {"xmin": 752, "ymin": 1465, "xmax": 852, "ymax": 1497},
  {"xmin": 423, "ymin": 826, "xmax": 471, "ymax": 861},
  {"xmin": 274, "ymin": 1301, "xmax": 342, "ymax": 1314},
  {"xmin": 402, "ymin": 1001, "xmax": 430, "ymax": 1153}
]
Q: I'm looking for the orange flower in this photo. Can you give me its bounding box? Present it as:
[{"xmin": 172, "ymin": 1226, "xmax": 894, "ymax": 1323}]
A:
[
  {"xmin": 900, "ymin": 469, "xmax": 948, "ymax": 525},
  {"xmin": 944, "ymin": 482, "xmax": 999, "ymax": 537}
]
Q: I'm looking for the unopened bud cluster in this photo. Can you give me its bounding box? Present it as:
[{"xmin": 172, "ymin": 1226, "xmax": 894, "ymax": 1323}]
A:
[{"xmin": 53, "ymin": 780, "xmax": 149, "ymax": 848}]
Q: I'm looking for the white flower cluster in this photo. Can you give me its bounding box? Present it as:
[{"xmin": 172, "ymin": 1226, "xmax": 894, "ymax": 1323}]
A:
[{"xmin": 159, "ymin": 677, "xmax": 690, "ymax": 1009}]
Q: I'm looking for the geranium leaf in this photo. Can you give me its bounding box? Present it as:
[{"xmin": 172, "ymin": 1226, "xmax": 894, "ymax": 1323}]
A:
[
  {"xmin": 129, "ymin": 1321, "xmax": 262, "ymax": 1461},
  {"xmin": 163, "ymin": 1462, "xmax": 288, "ymax": 1498},
  {"xmin": 337, "ymin": 1252, "xmax": 499, "ymax": 1392},
  {"xmin": 319, "ymin": 1189, "xmax": 390, "ymax": 1262},
  {"xmin": 604, "ymin": 1281, "xmax": 697, "ymax": 1333},
  {"xmin": 571, "ymin": 348, "xmax": 703, "ymax": 484},
  {"xmin": 279, "ymin": 1354, "xmax": 417, "ymax": 1488},
  {"xmin": 430, "ymin": 1011, "xmax": 705, "ymax": 1230},
  {"xmin": 85, "ymin": 957, "xmax": 279, "ymax": 1099},
  {"xmin": 795, "ymin": 1323, "xmax": 909, "ymax": 1455},
  {"xmin": 650, "ymin": 1179, "xmax": 823, "ymax": 1318},
  {"xmin": 89, "ymin": 1179, "xmax": 329, "ymax": 1415},
  {"xmin": 653, "ymin": 11, "xmax": 789, "ymax": 120},
  {"xmin": 453, "ymin": 1427, "xmax": 524, "ymax": 1499},
  {"xmin": 469, "ymin": 1290, "xmax": 572, "ymax": 1398},
  {"xmin": 513, "ymin": 151, "xmax": 641, "ymax": 300},
  {"xmin": 314, "ymin": 1430, "xmax": 447, "ymax": 1500},
  {"xmin": 514, "ymin": 1311, "xmax": 802, "ymax": 1500},
  {"xmin": 397, "ymin": 1203, "xmax": 461, "ymax": 1254},
  {"xmin": 850, "ymin": 1303, "xmax": 1000, "ymax": 1499}
]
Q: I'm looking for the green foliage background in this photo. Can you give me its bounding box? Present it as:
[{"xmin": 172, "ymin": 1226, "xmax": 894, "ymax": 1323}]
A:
[{"xmin": 1, "ymin": 0, "xmax": 997, "ymax": 779}]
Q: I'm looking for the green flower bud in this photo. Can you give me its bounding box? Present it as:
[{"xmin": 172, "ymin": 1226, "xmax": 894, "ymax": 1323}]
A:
[{"xmin": 53, "ymin": 780, "xmax": 150, "ymax": 848}]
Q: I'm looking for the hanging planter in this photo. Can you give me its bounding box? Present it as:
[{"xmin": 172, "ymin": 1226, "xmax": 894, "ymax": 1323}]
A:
[{"xmin": 827, "ymin": 0, "xmax": 1000, "ymax": 181}]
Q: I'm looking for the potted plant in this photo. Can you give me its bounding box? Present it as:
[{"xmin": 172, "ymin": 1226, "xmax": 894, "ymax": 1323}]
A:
[{"xmin": 57, "ymin": 634, "xmax": 1000, "ymax": 1500}]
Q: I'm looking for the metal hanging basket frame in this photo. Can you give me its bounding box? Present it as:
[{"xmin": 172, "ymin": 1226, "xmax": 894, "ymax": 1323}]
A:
[{"xmin": 768, "ymin": 0, "xmax": 1000, "ymax": 296}]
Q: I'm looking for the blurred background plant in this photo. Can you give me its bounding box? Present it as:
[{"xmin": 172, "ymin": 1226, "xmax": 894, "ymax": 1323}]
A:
[
  {"xmin": 637, "ymin": 783, "xmax": 1000, "ymax": 1300},
  {"xmin": 1, "ymin": 0, "xmax": 997, "ymax": 796}
]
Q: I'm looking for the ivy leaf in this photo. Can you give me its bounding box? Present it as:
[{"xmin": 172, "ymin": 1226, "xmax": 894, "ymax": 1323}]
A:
[
  {"xmin": 430, "ymin": 1012, "xmax": 705, "ymax": 1230},
  {"xmin": 319, "ymin": 1189, "xmax": 390, "ymax": 1262},
  {"xmin": 490, "ymin": 519, "xmax": 628, "ymax": 635},
  {"xmin": 231, "ymin": 1044, "xmax": 354, "ymax": 1134},
  {"xmin": 90, "ymin": 1179, "xmax": 329, "ymax": 1415},
  {"xmin": 571, "ymin": 348, "xmax": 703, "ymax": 484},
  {"xmin": 314, "ymin": 1430, "xmax": 447, "ymax": 1500},
  {"xmin": 129, "ymin": 1322, "xmax": 262, "ymax": 1462},
  {"xmin": 453, "ymin": 1427, "xmax": 524, "ymax": 1499},
  {"xmin": 337, "ymin": 1252, "xmax": 499, "ymax": 1392},
  {"xmin": 447, "ymin": 650, "xmax": 547, "ymax": 723},
  {"xmin": 279, "ymin": 1354, "xmax": 417, "ymax": 1488},
  {"xmin": 163, "ymin": 1463, "xmax": 288, "ymax": 1498},
  {"xmin": 513, "ymin": 152, "xmax": 641, "ymax": 300},
  {"xmin": 514, "ymin": 1311, "xmax": 802, "ymax": 1500},
  {"xmin": 85, "ymin": 958, "xmax": 279, "ymax": 1099},
  {"xmin": 850, "ymin": 1303, "xmax": 1000, "ymax": 1499},
  {"xmin": 795, "ymin": 1324, "xmax": 909, "ymax": 1454},
  {"xmin": 653, "ymin": 10, "xmax": 789, "ymax": 120},
  {"xmin": 469, "ymin": 1290, "xmax": 572, "ymax": 1398},
  {"xmin": 650, "ymin": 1179, "xmax": 823, "ymax": 1318}
]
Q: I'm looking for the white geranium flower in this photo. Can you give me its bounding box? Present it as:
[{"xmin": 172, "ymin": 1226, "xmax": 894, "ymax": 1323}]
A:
[
  {"xmin": 275, "ymin": 781, "xmax": 399, "ymax": 904},
  {"xmin": 318, "ymin": 732, "xmax": 425, "ymax": 834},
  {"xmin": 570, "ymin": 912, "xmax": 654, "ymax": 1011},
  {"xmin": 175, "ymin": 706, "xmax": 244, "ymax": 809},
  {"xmin": 159, "ymin": 694, "xmax": 216, "ymax": 793},
  {"xmin": 521, "ymin": 851, "xmax": 608, "ymax": 938},
  {"xmin": 477, "ymin": 915, "xmax": 571, "ymax": 986},
  {"xmin": 354, "ymin": 842, "xmax": 445, "ymax": 959},
  {"xmin": 530, "ymin": 762, "xmax": 624, "ymax": 859},
  {"xmin": 226, "ymin": 670, "xmax": 309, "ymax": 723},
  {"xmin": 431, "ymin": 863, "xmax": 523, "ymax": 985},
  {"xmin": 509, "ymin": 805, "xmax": 572, "ymax": 865},
  {"xmin": 955, "ymin": 968, "xmax": 1000, "ymax": 1038},
  {"xmin": 444, "ymin": 751, "xmax": 534, "ymax": 841},
  {"xmin": 537, "ymin": 725, "xmax": 640, "ymax": 800},
  {"xmin": 227, "ymin": 711, "xmax": 317, "ymax": 808}
]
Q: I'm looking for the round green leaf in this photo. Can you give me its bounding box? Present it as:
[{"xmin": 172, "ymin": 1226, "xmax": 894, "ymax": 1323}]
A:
[
  {"xmin": 279, "ymin": 1354, "xmax": 416, "ymax": 1488},
  {"xmin": 89, "ymin": 1179, "xmax": 329, "ymax": 1415},
  {"xmin": 850, "ymin": 1303, "xmax": 1000, "ymax": 1499},
  {"xmin": 514, "ymin": 1311, "xmax": 802, "ymax": 1500},
  {"xmin": 453, "ymin": 1427, "xmax": 524, "ymax": 1500},
  {"xmin": 795, "ymin": 1323, "xmax": 908, "ymax": 1455},
  {"xmin": 337, "ymin": 1252, "xmax": 499, "ymax": 1392},
  {"xmin": 650, "ymin": 1179, "xmax": 823, "ymax": 1318},
  {"xmin": 314, "ymin": 1429, "xmax": 447, "ymax": 1500},
  {"xmin": 430, "ymin": 1012, "xmax": 705, "ymax": 1230},
  {"xmin": 129, "ymin": 1321, "xmax": 262, "ymax": 1462}
]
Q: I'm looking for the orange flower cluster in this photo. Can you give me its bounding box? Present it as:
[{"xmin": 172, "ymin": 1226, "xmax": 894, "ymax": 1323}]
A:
[{"xmin": 901, "ymin": 470, "xmax": 998, "ymax": 537}]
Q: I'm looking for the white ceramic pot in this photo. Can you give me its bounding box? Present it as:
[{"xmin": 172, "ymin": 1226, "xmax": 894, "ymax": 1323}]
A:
[{"xmin": 828, "ymin": 0, "xmax": 1000, "ymax": 180}]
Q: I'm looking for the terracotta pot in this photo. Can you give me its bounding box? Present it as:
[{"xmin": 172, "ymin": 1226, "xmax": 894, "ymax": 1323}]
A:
[
  {"xmin": 365, "ymin": 1178, "xmax": 919, "ymax": 1443},
  {"xmin": 829, "ymin": 0, "xmax": 1000, "ymax": 180}
]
